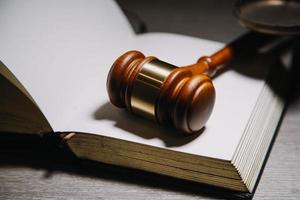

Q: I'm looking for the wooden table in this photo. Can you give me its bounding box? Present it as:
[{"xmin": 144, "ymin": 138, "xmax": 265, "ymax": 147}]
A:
[{"xmin": 1, "ymin": 1, "xmax": 299, "ymax": 199}]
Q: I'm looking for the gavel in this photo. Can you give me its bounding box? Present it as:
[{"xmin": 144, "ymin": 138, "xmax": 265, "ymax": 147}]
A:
[{"xmin": 107, "ymin": 33, "xmax": 275, "ymax": 134}]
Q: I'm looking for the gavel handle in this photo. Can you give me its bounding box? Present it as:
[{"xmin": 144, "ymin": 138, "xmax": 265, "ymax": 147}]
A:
[{"xmin": 185, "ymin": 32, "xmax": 278, "ymax": 77}]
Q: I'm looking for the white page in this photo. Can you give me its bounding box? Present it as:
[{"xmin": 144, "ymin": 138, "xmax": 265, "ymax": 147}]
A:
[{"xmin": 0, "ymin": 0, "xmax": 265, "ymax": 160}]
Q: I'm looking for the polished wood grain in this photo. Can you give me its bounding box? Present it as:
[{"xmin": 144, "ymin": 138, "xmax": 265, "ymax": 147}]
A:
[
  {"xmin": 107, "ymin": 32, "xmax": 275, "ymax": 134},
  {"xmin": 107, "ymin": 38, "xmax": 239, "ymax": 134}
]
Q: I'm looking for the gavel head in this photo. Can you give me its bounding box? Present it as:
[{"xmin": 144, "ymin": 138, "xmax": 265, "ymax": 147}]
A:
[{"xmin": 107, "ymin": 50, "xmax": 215, "ymax": 134}]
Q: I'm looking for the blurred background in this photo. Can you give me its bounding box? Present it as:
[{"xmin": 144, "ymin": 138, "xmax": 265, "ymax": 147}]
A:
[{"xmin": 117, "ymin": 0, "xmax": 245, "ymax": 43}]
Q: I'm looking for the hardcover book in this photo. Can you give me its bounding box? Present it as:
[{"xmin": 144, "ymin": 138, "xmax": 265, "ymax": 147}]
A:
[{"xmin": 0, "ymin": 0, "xmax": 292, "ymax": 195}]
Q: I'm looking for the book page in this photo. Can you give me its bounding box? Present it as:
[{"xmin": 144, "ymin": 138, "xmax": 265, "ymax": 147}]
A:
[{"xmin": 0, "ymin": 0, "xmax": 266, "ymax": 160}]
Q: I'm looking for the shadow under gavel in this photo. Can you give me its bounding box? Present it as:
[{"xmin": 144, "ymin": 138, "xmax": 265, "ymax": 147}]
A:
[{"xmin": 107, "ymin": 32, "xmax": 282, "ymax": 134}]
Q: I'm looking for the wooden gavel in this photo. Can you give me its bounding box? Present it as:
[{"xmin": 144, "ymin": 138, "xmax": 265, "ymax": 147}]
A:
[{"xmin": 107, "ymin": 33, "xmax": 275, "ymax": 134}]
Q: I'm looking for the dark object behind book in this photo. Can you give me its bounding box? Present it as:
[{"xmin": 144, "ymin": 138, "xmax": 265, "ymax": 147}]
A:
[{"xmin": 235, "ymin": 0, "xmax": 300, "ymax": 35}]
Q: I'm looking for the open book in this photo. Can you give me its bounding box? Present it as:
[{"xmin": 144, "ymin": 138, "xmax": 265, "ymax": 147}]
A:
[{"xmin": 0, "ymin": 0, "xmax": 292, "ymax": 194}]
